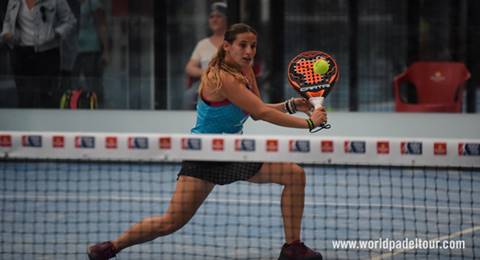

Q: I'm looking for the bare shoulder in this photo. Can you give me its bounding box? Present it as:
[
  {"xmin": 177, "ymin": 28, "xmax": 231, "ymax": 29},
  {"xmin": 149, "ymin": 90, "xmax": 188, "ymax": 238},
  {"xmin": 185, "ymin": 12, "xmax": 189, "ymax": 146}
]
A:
[{"xmin": 219, "ymin": 70, "xmax": 243, "ymax": 89}]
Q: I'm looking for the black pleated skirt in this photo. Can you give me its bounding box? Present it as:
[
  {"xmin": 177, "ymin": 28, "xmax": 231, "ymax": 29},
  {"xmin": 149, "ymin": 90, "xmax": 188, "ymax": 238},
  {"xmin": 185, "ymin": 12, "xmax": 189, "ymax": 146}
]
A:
[{"xmin": 178, "ymin": 160, "xmax": 263, "ymax": 185}]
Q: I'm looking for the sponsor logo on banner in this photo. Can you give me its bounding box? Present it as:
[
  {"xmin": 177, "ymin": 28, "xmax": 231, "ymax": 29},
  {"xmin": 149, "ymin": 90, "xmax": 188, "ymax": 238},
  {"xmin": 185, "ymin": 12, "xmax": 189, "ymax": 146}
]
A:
[
  {"xmin": 377, "ymin": 141, "xmax": 390, "ymax": 154},
  {"xmin": 235, "ymin": 139, "xmax": 256, "ymax": 152},
  {"xmin": 159, "ymin": 137, "xmax": 171, "ymax": 150},
  {"xmin": 321, "ymin": 140, "xmax": 334, "ymax": 153},
  {"xmin": 458, "ymin": 143, "xmax": 480, "ymax": 156},
  {"xmin": 401, "ymin": 142, "xmax": 422, "ymax": 155},
  {"xmin": 181, "ymin": 138, "xmax": 202, "ymax": 150},
  {"xmin": 22, "ymin": 135, "xmax": 42, "ymax": 147},
  {"xmin": 266, "ymin": 139, "xmax": 278, "ymax": 152},
  {"xmin": 0, "ymin": 135, "xmax": 12, "ymax": 147},
  {"xmin": 105, "ymin": 136, "xmax": 117, "ymax": 149},
  {"xmin": 52, "ymin": 136, "xmax": 65, "ymax": 148},
  {"xmin": 434, "ymin": 142, "xmax": 447, "ymax": 155},
  {"xmin": 289, "ymin": 140, "xmax": 310, "ymax": 153},
  {"xmin": 128, "ymin": 137, "xmax": 148, "ymax": 149},
  {"xmin": 75, "ymin": 136, "xmax": 95, "ymax": 149},
  {"xmin": 212, "ymin": 138, "xmax": 224, "ymax": 151},
  {"xmin": 344, "ymin": 141, "xmax": 366, "ymax": 154}
]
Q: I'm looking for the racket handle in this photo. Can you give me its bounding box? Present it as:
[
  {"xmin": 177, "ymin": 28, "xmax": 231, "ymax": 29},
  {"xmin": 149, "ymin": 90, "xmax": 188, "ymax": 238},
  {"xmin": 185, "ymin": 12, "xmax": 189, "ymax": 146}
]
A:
[
  {"xmin": 308, "ymin": 96, "xmax": 331, "ymax": 132},
  {"xmin": 309, "ymin": 96, "xmax": 325, "ymax": 109}
]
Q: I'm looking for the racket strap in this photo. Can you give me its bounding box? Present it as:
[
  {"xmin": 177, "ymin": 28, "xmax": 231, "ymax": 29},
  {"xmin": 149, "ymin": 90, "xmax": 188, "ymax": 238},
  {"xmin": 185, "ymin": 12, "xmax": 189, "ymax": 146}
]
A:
[{"xmin": 310, "ymin": 123, "xmax": 331, "ymax": 133}]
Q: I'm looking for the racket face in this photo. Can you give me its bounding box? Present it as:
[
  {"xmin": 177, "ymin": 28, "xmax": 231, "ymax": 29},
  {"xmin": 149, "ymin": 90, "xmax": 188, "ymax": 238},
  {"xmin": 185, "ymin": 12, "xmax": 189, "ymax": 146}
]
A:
[{"xmin": 287, "ymin": 51, "xmax": 339, "ymax": 98}]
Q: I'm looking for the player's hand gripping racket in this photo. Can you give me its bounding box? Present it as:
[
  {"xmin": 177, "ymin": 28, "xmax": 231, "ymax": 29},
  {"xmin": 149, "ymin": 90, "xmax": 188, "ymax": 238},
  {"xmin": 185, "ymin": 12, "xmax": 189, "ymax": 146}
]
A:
[{"xmin": 287, "ymin": 50, "xmax": 339, "ymax": 132}]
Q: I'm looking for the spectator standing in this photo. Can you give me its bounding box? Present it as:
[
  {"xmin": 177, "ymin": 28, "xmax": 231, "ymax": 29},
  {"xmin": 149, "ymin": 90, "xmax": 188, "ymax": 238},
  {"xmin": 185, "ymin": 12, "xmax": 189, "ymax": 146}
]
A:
[
  {"xmin": 72, "ymin": 0, "xmax": 109, "ymax": 107},
  {"xmin": 1, "ymin": 0, "xmax": 76, "ymax": 108},
  {"xmin": 60, "ymin": 0, "xmax": 80, "ymax": 92},
  {"xmin": 184, "ymin": 1, "xmax": 228, "ymax": 109}
]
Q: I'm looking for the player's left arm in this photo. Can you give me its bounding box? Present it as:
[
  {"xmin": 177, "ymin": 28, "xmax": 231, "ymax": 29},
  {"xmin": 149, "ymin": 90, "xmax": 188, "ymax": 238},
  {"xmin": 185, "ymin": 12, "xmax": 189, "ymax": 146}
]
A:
[
  {"xmin": 247, "ymin": 67, "xmax": 312, "ymax": 116},
  {"xmin": 221, "ymin": 72, "xmax": 311, "ymax": 128},
  {"xmin": 247, "ymin": 67, "xmax": 285, "ymax": 118}
]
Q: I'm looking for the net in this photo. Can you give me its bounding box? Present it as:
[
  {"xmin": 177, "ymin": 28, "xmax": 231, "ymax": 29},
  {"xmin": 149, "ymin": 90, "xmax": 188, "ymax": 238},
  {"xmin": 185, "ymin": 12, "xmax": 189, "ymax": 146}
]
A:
[{"xmin": 1, "ymin": 132, "xmax": 479, "ymax": 259}]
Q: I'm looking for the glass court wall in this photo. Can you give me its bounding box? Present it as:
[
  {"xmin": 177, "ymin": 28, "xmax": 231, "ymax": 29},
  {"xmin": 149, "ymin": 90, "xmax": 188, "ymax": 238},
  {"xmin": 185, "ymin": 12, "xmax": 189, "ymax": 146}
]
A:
[{"xmin": 0, "ymin": 0, "xmax": 478, "ymax": 112}]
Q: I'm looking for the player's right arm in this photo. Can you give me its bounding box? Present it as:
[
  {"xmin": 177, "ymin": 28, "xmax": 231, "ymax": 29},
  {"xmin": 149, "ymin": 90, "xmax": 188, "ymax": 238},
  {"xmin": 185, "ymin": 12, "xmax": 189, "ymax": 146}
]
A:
[
  {"xmin": 220, "ymin": 72, "xmax": 326, "ymax": 129},
  {"xmin": 242, "ymin": 67, "xmax": 318, "ymax": 118}
]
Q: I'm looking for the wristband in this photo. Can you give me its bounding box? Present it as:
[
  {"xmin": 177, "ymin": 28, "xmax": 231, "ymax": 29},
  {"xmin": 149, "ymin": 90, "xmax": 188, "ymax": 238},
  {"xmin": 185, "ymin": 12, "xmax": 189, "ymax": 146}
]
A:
[
  {"xmin": 306, "ymin": 118, "xmax": 315, "ymax": 131},
  {"xmin": 284, "ymin": 101, "xmax": 293, "ymax": 114},
  {"xmin": 289, "ymin": 98, "xmax": 297, "ymax": 112},
  {"xmin": 285, "ymin": 98, "xmax": 296, "ymax": 114}
]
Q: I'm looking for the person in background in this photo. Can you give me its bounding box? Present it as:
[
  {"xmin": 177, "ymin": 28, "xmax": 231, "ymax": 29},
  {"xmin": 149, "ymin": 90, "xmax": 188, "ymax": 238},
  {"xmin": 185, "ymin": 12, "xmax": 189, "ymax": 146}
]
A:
[
  {"xmin": 0, "ymin": 0, "xmax": 76, "ymax": 108},
  {"xmin": 184, "ymin": 1, "xmax": 228, "ymax": 109},
  {"xmin": 60, "ymin": 0, "xmax": 80, "ymax": 93},
  {"xmin": 72, "ymin": 0, "xmax": 109, "ymax": 107}
]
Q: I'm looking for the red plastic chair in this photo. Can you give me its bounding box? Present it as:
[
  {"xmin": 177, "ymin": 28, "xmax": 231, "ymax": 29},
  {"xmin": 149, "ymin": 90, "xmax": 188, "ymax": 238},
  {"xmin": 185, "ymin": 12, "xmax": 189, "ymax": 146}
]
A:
[{"xmin": 393, "ymin": 62, "xmax": 470, "ymax": 112}]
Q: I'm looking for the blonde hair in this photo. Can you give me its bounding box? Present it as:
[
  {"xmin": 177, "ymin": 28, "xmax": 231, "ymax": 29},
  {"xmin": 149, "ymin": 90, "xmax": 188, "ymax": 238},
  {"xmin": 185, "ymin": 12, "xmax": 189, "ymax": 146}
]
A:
[{"xmin": 199, "ymin": 23, "xmax": 257, "ymax": 93}]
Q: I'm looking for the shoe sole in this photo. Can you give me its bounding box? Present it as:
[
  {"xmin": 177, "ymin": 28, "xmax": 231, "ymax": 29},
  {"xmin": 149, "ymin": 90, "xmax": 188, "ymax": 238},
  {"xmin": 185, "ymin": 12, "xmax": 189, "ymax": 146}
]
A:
[{"xmin": 278, "ymin": 254, "xmax": 323, "ymax": 260}]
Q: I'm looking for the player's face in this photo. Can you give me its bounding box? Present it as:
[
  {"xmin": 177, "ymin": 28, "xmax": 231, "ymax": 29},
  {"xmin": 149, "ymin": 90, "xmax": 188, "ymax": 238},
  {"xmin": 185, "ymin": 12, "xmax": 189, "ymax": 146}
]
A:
[
  {"xmin": 209, "ymin": 12, "xmax": 227, "ymax": 33},
  {"xmin": 224, "ymin": 32, "xmax": 257, "ymax": 68}
]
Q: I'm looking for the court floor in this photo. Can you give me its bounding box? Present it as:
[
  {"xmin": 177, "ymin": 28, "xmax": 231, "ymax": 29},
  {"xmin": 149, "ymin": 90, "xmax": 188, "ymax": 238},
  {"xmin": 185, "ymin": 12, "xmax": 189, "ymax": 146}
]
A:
[{"xmin": 1, "ymin": 161, "xmax": 479, "ymax": 259}]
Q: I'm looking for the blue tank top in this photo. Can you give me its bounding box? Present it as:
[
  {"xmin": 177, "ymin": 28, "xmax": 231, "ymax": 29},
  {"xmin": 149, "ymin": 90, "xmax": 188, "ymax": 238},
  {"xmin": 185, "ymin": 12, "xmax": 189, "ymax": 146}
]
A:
[{"xmin": 191, "ymin": 96, "xmax": 249, "ymax": 134}]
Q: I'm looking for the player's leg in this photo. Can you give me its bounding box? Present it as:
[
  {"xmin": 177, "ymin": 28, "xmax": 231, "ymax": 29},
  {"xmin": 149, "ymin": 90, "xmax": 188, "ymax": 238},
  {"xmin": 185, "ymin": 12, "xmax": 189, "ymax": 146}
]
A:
[
  {"xmin": 248, "ymin": 162, "xmax": 305, "ymax": 242},
  {"xmin": 113, "ymin": 175, "xmax": 214, "ymax": 250},
  {"xmin": 247, "ymin": 163, "xmax": 322, "ymax": 260},
  {"xmin": 88, "ymin": 176, "xmax": 214, "ymax": 259}
]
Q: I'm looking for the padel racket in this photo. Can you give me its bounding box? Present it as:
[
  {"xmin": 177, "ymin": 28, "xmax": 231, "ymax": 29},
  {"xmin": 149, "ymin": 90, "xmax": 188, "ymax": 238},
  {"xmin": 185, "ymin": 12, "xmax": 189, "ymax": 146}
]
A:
[{"xmin": 287, "ymin": 50, "xmax": 339, "ymax": 132}]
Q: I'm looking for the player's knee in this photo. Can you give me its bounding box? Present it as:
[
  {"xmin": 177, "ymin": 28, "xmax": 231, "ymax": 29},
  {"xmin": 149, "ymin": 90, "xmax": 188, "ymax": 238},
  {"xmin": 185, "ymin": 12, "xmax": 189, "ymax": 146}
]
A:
[
  {"xmin": 164, "ymin": 215, "xmax": 189, "ymax": 233},
  {"xmin": 162, "ymin": 221, "xmax": 182, "ymax": 234},
  {"xmin": 287, "ymin": 164, "xmax": 306, "ymax": 188},
  {"xmin": 145, "ymin": 214, "xmax": 186, "ymax": 234}
]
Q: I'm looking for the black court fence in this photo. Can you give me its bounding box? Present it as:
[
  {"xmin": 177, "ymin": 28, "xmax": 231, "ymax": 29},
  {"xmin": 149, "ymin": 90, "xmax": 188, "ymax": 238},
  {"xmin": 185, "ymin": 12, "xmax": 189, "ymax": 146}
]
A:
[
  {"xmin": 0, "ymin": 0, "xmax": 479, "ymax": 112},
  {"xmin": 235, "ymin": 0, "xmax": 479, "ymax": 112}
]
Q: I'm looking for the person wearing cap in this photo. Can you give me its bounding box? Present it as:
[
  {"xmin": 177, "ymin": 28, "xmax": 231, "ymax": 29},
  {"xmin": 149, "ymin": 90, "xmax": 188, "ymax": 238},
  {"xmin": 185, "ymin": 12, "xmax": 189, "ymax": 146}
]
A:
[{"xmin": 184, "ymin": 1, "xmax": 228, "ymax": 109}]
